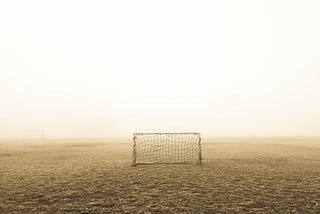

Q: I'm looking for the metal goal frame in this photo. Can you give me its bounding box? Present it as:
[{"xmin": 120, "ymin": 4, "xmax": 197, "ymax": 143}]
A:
[{"xmin": 132, "ymin": 132, "xmax": 202, "ymax": 166}]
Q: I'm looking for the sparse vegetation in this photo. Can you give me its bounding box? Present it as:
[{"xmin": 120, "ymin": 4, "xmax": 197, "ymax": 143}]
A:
[{"xmin": 1, "ymin": 138, "xmax": 319, "ymax": 213}]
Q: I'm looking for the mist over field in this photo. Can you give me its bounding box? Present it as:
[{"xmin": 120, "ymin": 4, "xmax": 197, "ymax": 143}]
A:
[
  {"xmin": 1, "ymin": 0, "xmax": 320, "ymax": 139},
  {"xmin": 1, "ymin": 0, "xmax": 320, "ymax": 213}
]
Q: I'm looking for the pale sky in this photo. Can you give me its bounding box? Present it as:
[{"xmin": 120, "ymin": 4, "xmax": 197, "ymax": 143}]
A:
[{"xmin": 0, "ymin": 0, "xmax": 320, "ymax": 138}]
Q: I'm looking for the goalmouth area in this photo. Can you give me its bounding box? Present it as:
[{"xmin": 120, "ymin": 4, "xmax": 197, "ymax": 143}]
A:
[
  {"xmin": 132, "ymin": 132, "xmax": 202, "ymax": 166},
  {"xmin": 1, "ymin": 137, "xmax": 319, "ymax": 213}
]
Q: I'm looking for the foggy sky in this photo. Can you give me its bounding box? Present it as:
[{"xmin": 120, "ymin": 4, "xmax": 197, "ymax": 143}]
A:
[{"xmin": 1, "ymin": 0, "xmax": 320, "ymax": 138}]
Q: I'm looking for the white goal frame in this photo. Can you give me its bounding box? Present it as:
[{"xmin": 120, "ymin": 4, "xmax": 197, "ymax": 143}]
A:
[{"xmin": 132, "ymin": 132, "xmax": 202, "ymax": 166}]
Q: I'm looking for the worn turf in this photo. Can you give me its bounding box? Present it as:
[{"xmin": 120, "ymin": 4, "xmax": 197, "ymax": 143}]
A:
[{"xmin": 1, "ymin": 138, "xmax": 319, "ymax": 213}]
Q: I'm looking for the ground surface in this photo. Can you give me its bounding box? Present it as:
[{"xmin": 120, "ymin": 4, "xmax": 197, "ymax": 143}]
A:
[{"xmin": 1, "ymin": 137, "xmax": 320, "ymax": 213}]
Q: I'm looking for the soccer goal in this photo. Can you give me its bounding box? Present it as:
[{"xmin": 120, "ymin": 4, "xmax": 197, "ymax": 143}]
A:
[{"xmin": 132, "ymin": 132, "xmax": 202, "ymax": 166}]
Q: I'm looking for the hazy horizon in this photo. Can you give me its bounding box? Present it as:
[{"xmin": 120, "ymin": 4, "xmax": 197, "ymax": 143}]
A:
[{"xmin": 1, "ymin": 0, "xmax": 320, "ymax": 138}]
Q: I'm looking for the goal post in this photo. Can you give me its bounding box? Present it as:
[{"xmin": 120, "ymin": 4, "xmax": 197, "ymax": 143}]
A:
[{"xmin": 132, "ymin": 132, "xmax": 202, "ymax": 166}]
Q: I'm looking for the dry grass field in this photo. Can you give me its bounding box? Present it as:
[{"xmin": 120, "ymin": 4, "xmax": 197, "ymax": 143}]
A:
[{"xmin": 1, "ymin": 137, "xmax": 320, "ymax": 213}]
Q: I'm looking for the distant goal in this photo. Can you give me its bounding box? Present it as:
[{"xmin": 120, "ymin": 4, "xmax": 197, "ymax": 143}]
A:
[{"xmin": 132, "ymin": 132, "xmax": 202, "ymax": 166}]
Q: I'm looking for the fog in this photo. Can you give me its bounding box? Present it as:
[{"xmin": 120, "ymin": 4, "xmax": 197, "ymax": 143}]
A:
[{"xmin": 1, "ymin": 0, "xmax": 320, "ymax": 138}]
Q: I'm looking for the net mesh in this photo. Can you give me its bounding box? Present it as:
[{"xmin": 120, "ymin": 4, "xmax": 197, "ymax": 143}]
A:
[{"xmin": 132, "ymin": 133, "xmax": 201, "ymax": 165}]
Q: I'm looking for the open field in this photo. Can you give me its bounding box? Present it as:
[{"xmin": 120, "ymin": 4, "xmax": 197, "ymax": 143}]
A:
[{"xmin": 1, "ymin": 137, "xmax": 320, "ymax": 213}]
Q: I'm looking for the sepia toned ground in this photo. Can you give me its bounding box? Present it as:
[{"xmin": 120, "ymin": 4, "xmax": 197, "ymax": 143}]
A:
[{"xmin": 1, "ymin": 138, "xmax": 320, "ymax": 213}]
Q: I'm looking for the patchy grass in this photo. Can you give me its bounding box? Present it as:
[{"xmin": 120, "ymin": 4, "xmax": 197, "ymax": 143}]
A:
[{"xmin": 1, "ymin": 138, "xmax": 320, "ymax": 213}]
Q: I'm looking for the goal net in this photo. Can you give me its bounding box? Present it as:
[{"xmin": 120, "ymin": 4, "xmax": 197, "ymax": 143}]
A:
[{"xmin": 132, "ymin": 132, "xmax": 202, "ymax": 166}]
